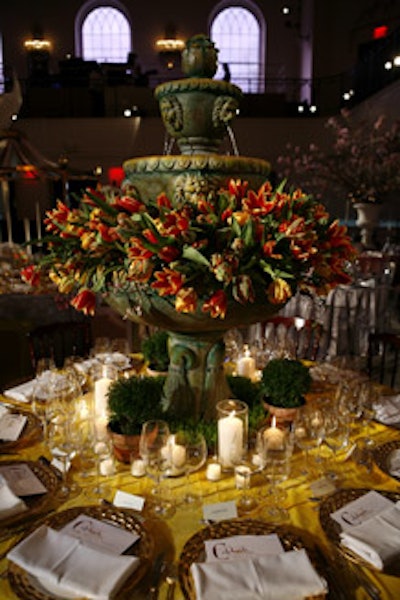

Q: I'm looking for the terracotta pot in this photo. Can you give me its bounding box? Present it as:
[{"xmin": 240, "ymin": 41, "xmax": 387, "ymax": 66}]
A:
[
  {"xmin": 263, "ymin": 403, "xmax": 300, "ymax": 425},
  {"xmin": 107, "ymin": 426, "xmax": 140, "ymax": 464}
]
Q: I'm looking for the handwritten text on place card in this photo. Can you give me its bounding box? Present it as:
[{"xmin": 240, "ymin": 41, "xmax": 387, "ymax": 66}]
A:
[
  {"xmin": 61, "ymin": 514, "xmax": 140, "ymax": 555},
  {"xmin": 331, "ymin": 490, "xmax": 394, "ymax": 530},
  {"xmin": 205, "ymin": 534, "xmax": 284, "ymax": 562},
  {"xmin": 0, "ymin": 463, "xmax": 47, "ymax": 496}
]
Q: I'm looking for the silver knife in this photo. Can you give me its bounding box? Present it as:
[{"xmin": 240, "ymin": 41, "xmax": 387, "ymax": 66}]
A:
[{"xmin": 148, "ymin": 552, "xmax": 166, "ymax": 600}]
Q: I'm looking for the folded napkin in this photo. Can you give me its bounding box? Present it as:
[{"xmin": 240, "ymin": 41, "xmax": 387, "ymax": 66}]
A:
[
  {"xmin": 0, "ymin": 474, "xmax": 27, "ymax": 520},
  {"xmin": 388, "ymin": 449, "xmax": 400, "ymax": 478},
  {"xmin": 4, "ymin": 379, "xmax": 35, "ymax": 403},
  {"xmin": 373, "ymin": 395, "xmax": 400, "ymax": 426},
  {"xmin": 340, "ymin": 501, "xmax": 400, "ymax": 570},
  {"xmin": 191, "ymin": 548, "xmax": 327, "ymax": 600},
  {"xmin": 7, "ymin": 525, "xmax": 140, "ymax": 600}
]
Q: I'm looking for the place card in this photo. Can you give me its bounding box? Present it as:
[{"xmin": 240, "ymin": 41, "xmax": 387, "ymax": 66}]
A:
[
  {"xmin": 0, "ymin": 463, "xmax": 47, "ymax": 496},
  {"xmin": 388, "ymin": 449, "xmax": 400, "ymax": 478},
  {"xmin": 330, "ymin": 490, "xmax": 394, "ymax": 530},
  {"xmin": 0, "ymin": 412, "xmax": 27, "ymax": 441},
  {"xmin": 4, "ymin": 379, "xmax": 36, "ymax": 403},
  {"xmin": 203, "ymin": 500, "xmax": 237, "ymax": 523},
  {"xmin": 204, "ymin": 534, "xmax": 284, "ymax": 562},
  {"xmin": 61, "ymin": 514, "xmax": 140, "ymax": 555},
  {"xmin": 310, "ymin": 477, "xmax": 336, "ymax": 498},
  {"xmin": 113, "ymin": 489, "xmax": 145, "ymax": 512}
]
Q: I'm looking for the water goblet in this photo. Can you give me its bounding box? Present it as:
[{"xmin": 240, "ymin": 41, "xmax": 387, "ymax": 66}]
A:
[
  {"xmin": 258, "ymin": 424, "xmax": 291, "ymax": 522},
  {"xmin": 323, "ymin": 412, "xmax": 350, "ymax": 481},
  {"xmin": 292, "ymin": 407, "xmax": 324, "ymax": 477},
  {"xmin": 173, "ymin": 430, "xmax": 207, "ymax": 505},
  {"xmin": 234, "ymin": 459, "xmax": 259, "ymax": 513},
  {"xmin": 47, "ymin": 417, "xmax": 80, "ymax": 499},
  {"xmin": 139, "ymin": 420, "xmax": 175, "ymax": 518}
]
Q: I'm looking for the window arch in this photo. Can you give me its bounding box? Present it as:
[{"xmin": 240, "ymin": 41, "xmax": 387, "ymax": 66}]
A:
[
  {"xmin": 209, "ymin": 1, "xmax": 265, "ymax": 93},
  {"xmin": 75, "ymin": 1, "xmax": 132, "ymax": 63}
]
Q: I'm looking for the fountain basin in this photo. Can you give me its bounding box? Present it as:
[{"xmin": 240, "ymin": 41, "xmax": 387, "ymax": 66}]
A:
[{"xmin": 123, "ymin": 154, "xmax": 271, "ymax": 203}]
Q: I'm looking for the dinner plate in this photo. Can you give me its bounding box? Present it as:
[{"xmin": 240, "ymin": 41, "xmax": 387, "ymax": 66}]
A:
[
  {"xmin": 319, "ymin": 487, "xmax": 400, "ymax": 575},
  {"xmin": 7, "ymin": 505, "xmax": 154, "ymax": 600},
  {"xmin": 373, "ymin": 440, "xmax": 400, "ymax": 481},
  {"xmin": 178, "ymin": 518, "xmax": 327, "ymax": 600},
  {"xmin": 0, "ymin": 459, "xmax": 60, "ymax": 531},
  {"xmin": 0, "ymin": 409, "xmax": 42, "ymax": 453}
]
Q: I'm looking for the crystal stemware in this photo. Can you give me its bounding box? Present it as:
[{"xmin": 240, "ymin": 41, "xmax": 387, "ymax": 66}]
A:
[
  {"xmin": 139, "ymin": 419, "xmax": 175, "ymax": 518},
  {"xmin": 173, "ymin": 430, "xmax": 207, "ymax": 505},
  {"xmin": 258, "ymin": 424, "xmax": 291, "ymax": 522},
  {"xmin": 47, "ymin": 417, "xmax": 80, "ymax": 499}
]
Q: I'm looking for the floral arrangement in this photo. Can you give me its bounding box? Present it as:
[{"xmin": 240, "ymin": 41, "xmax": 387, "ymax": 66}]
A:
[
  {"xmin": 21, "ymin": 178, "xmax": 355, "ymax": 318},
  {"xmin": 277, "ymin": 109, "xmax": 400, "ymax": 205}
]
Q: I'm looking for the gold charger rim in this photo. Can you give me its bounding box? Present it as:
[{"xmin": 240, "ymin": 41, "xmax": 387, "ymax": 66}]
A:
[
  {"xmin": 178, "ymin": 518, "xmax": 327, "ymax": 600},
  {"xmin": 372, "ymin": 440, "xmax": 400, "ymax": 481},
  {"xmin": 0, "ymin": 409, "xmax": 42, "ymax": 452},
  {"xmin": 0, "ymin": 459, "xmax": 60, "ymax": 530},
  {"xmin": 318, "ymin": 487, "xmax": 400, "ymax": 575},
  {"xmin": 7, "ymin": 504, "xmax": 154, "ymax": 600}
]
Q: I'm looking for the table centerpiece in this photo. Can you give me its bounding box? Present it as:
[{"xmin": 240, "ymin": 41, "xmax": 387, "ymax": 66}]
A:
[{"xmin": 21, "ymin": 35, "xmax": 355, "ymax": 423}]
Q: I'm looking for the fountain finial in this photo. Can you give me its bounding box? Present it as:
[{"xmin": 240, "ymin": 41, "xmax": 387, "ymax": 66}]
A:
[{"xmin": 181, "ymin": 34, "xmax": 218, "ymax": 78}]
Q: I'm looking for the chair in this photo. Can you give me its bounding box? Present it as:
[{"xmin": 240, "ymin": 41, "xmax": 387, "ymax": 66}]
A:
[
  {"xmin": 27, "ymin": 320, "xmax": 92, "ymax": 372},
  {"xmin": 262, "ymin": 315, "xmax": 323, "ymax": 361},
  {"xmin": 367, "ymin": 332, "xmax": 400, "ymax": 389}
]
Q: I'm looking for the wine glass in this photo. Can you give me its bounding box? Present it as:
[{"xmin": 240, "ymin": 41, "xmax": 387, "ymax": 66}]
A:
[
  {"xmin": 234, "ymin": 458, "xmax": 259, "ymax": 513},
  {"xmin": 173, "ymin": 430, "xmax": 207, "ymax": 505},
  {"xmin": 139, "ymin": 420, "xmax": 175, "ymax": 518},
  {"xmin": 358, "ymin": 382, "xmax": 378, "ymax": 447},
  {"xmin": 47, "ymin": 417, "xmax": 80, "ymax": 499},
  {"xmin": 90, "ymin": 434, "xmax": 115, "ymax": 500},
  {"xmin": 292, "ymin": 407, "xmax": 324, "ymax": 477},
  {"xmin": 323, "ymin": 412, "xmax": 349, "ymax": 480},
  {"xmin": 258, "ymin": 423, "xmax": 291, "ymax": 522}
]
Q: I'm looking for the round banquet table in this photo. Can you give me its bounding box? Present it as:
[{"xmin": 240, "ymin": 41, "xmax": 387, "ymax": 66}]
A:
[{"xmin": 1, "ymin": 386, "xmax": 400, "ymax": 600}]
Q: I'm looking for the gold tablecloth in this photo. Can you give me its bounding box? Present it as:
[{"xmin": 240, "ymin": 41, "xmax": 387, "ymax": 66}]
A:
[{"xmin": 1, "ymin": 394, "xmax": 400, "ymax": 599}]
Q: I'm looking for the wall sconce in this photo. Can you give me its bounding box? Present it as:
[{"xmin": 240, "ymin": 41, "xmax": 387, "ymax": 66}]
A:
[
  {"xmin": 155, "ymin": 25, "xmax": 185, "ymax": 70},
  {"xmin": 24, "ymin": 39, "xmax": 51, "ymax": 52}
]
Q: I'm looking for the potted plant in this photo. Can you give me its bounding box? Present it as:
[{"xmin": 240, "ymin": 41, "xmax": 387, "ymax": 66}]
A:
[
  {"xmin": 259, "ymin": 358, "xmax": 312, "ymax": 423},
  {"xmin": 107, "ymin": 374, "xmax": 166, "ymax": 462},
  {"xmin": 141, "ymin": 330, "xmax": 169, "ymax": 374}
]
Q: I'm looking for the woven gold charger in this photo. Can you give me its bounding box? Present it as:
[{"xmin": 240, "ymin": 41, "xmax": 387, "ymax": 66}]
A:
[
  {"xmin": 178, "ymin": 518, "xmax": 327, "ymax": 600},
  {"xmin": 0, "ymin": 459, "xmax": 60, "ymax": 531},
  {"xmin": 0, "ymin": 409, "xmax": 42, "ymax": 453},
  {"xmin": 319, "ymin": 487, "xmax": 400, "ymax": 575},
  {"xmin": 7, "ymin": 504, "xmax": 154, "ymax": 600},
  {"xmin": 373, "ymin": 440, "xmax": 400, "ymax": 481}
]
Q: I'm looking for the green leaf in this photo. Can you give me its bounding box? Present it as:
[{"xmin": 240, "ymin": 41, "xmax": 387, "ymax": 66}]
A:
[{"xmin": 182, "ymin": 246, "xmax": 210, "ymax": 267}]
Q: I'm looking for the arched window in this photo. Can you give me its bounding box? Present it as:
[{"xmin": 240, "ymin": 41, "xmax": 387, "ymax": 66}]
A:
[
  {"xmin": 209, "ymin": 2, "xmax": 265, "ymax": 93},
  {"xmin": 76, "ymin": 2, "xmax": 132, "ymax": 63}
]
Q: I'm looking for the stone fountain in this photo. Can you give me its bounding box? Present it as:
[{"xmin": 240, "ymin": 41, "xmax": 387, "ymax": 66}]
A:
[{"xmin": 108, "ymin": 35, "xmax": 274, "ymax": 421}]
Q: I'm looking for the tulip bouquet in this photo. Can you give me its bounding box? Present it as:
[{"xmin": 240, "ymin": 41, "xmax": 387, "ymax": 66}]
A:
[{"xmin": 21, "ymin": 178, "xmax": 355, "ymax": 319}]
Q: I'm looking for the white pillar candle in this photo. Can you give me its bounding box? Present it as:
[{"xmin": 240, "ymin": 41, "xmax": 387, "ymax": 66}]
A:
[
  {"xmin": 218, "ymin": 411, "xmax": 243, "ymax": 468},
  {"xmin": 263, "ymin": 416, "xmax": 285, "ymax": 450},
  {"xmin": 237, "ymin": 344, "xmax": 256, "ymax": 380},
  {"xmin": 235, "ymin": 464, "xmax": 251, "ymax": 489},
  {"xmin": 167, "ymin": 435, "xmax": 187, "ymax": 469},
  {"xmin": 206, "ymin": 462, "xmax": 221, "ymax": 481},
  {"xmin": 131, "ymin": 458, "xmax": 146, "ymax": 477},
  {"xmin": 94, "ymin": 376, "xmax": 112, "ymax": 417},
  {"xmin": 100, "ymin": 457, "xmax": 115, "ymax": 476}
]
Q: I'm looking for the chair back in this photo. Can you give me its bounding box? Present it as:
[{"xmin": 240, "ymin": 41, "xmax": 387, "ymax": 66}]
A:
[
  {"xmin": 27, "ymin": 320, "xmax": 92, "ymax": 371},
  {"xmin": 262, "ymin": 315, "xmax": 323, "ymax": 361},
  {"xmin": 367, "ymin": 332, "xmax": 400, "ymax": 389}
]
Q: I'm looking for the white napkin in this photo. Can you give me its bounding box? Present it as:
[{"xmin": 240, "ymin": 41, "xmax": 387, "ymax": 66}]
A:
[
  {"xmin": 388, "ymin": 449, "xmax": 400, "ymax": 478},
  {"xmin": 191, "ymin": 548, "xmax": 327, "ymax": 600},
  {"xmin": 373, "ymin": 395, "xmax": 400, "ymax": 426},
  {"xmin": 4, "ymin": 379, "xmax": 35, "ymax": 403},
  {"xmin": 340, "ymin": 501, "xmax": 400, "ymax": 570},
  {"xmin": 0, "ymin": 474, "xmax": 27, "ymax": 520},
  {"xmin": 7, "ymin": 525, "xmax": 140, "ymax": 600}
]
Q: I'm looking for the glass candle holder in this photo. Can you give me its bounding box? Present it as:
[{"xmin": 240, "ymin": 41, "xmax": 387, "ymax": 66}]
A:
[{"xmin": 217, "ymin": 399, "xmax": 248, "ymax": 470}]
